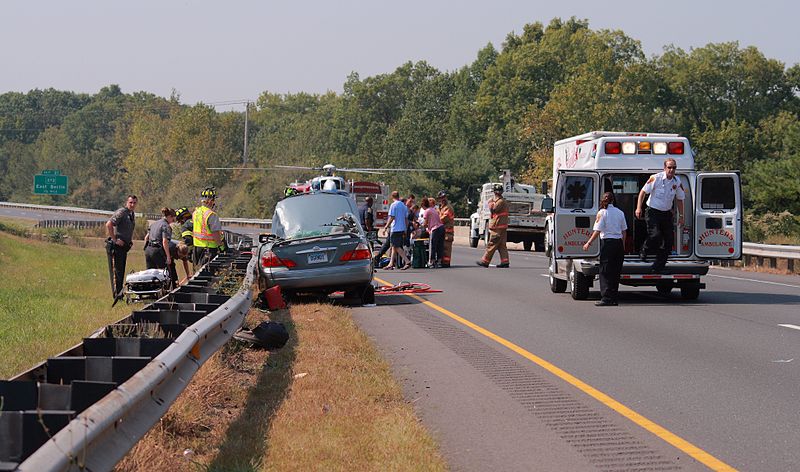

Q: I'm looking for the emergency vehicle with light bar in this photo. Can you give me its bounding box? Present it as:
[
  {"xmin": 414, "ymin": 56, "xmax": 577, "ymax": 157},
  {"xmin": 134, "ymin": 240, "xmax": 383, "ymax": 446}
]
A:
[
  {"xmin": 469, "ymin": 170, "xmax": 548, "ymax": 251},
  {"xmin": 543, "ymin": 131, "xmax": 742, "ymax": 300}
]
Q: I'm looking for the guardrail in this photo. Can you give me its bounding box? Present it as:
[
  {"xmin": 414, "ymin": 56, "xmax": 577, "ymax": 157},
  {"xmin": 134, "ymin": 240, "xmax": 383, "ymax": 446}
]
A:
[
  {"xmin": 1, "ymin": 201, "xmax": 271, "ymax": 228},
  {"xmin": 1, "ymin": 234, "xmax": 256, "ymax": 471},
  {"xmin": 741, "ymin": 242, "xmax": 800, "ymax": 272}
]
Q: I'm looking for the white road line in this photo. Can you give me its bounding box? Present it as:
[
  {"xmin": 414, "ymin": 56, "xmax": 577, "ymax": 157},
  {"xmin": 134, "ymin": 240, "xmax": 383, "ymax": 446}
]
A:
[
  {"xmin": 708, "ymin": 274, "xmax": 800, "ymax": 289},
  {"xmin": 778, "ymin": 324, "xmax": 800, "ymax": 331},
  {"xmin": 540, "ymin": 274, "xmax": 549, "ymax": 277}
]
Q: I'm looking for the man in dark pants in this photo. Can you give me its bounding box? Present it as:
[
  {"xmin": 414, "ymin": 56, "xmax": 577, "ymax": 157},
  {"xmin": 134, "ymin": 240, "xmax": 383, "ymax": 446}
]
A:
[
  {"xmin": 584, "ymin": 192, "xmax": 627, "ymax": 306},
  {"xmin": 636, "ymin": 158, "xmax": 685, "ymax": 273},
  {"xmin": 105, "ymin": 195, "xmax": 137, "ymax": 299}
]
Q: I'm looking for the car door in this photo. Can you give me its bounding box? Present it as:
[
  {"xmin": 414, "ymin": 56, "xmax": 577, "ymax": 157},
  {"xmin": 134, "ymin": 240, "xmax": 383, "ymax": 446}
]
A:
[
  {"xmin": 554, "ymin": 171, "xmax": 599, "ymax": 258},
  {"xmin": 694, "ymin": 172, "xmax": 742, "ymax": 259}
]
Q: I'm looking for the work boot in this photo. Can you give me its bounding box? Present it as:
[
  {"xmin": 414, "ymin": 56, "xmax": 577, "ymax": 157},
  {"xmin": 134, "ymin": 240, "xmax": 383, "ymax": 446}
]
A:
[
  {"xmin": 497, "ymin": 262, "xmax": 509, "ymax": 268},
  {"xmin": 476, "ymin": 260, "xmax": 489, "ymax": 268}
]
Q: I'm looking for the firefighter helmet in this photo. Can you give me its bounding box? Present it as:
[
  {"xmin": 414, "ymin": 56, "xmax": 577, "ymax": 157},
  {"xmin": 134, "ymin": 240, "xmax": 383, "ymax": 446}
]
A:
[
  {"xmin": 493, "ymin": 183, "xmax": 504, "ymax": 193},
  {"xmin": 175, "ymin": 207, "xmax": 190, "ymax": 220},
  {"xmin": 201, "ymin": 187, "xmax": 217, "ymax": 199}
]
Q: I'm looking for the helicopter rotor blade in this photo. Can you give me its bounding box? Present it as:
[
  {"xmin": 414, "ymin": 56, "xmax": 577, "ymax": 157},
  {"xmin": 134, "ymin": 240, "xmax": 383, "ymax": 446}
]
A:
[
  {"xmin": 206, "ymin": 167, "xmax": 272, "ymax": 171},
  {"xmin": 274, "ymin": 165, "xmax": 322, "ymax": 171},
  {"xmin": 343, "ymin": 167, "xmax": 447, "ymax": 172}
]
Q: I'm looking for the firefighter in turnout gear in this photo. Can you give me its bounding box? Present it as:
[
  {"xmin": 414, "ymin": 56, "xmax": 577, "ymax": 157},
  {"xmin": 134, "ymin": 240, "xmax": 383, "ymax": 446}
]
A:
[
  {"xmin": 192, "ymin": 187, "xmax": 224, "ymax": 266},
  {"xmin": 477, "ymin": 184, "xmax": 509, "ymax": 268},
  {"xmin": 175, "ymin": 207, "xmax": 193, "ymax": 246},
  {"xmin": 437, "ymin": 190, "xmax": 455, "ymax": 267}
]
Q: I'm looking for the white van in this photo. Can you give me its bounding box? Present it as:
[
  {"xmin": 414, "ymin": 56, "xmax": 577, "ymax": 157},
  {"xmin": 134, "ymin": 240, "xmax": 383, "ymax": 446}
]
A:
[{"xmin": 544, "ymin": 131, "xmax": 742, "ymax": 300}]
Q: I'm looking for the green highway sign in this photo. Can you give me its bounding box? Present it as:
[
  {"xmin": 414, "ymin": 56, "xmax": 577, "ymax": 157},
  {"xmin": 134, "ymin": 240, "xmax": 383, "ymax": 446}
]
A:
[
  {"xmin": 40, "ymin": 169, "xmax": 61, "ymax": 176},
  {"xmin": 33, "ymin": 174, "xmax": 69, "ymax": 195}
]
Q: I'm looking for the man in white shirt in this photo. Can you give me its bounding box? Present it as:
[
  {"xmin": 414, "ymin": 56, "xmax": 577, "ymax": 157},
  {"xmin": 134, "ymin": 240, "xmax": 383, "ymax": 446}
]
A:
[{"xmin": 635, "ymin": 158, "xmax": 685, "ymax": 273}]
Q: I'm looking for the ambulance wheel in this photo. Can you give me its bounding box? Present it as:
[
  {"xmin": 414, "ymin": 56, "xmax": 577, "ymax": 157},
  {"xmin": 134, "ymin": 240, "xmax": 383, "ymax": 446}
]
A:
[
  {"xmin": 483, "ymin": 223, "xmax": 490, "ymax": 246},
  {"xmin": 470, "ymin": 236, "xmax": 479, "ymax": 248},
  {"xmin": 569, "ymin": 264, "xmax": 589, "ymax": 300},
  {"xmin": 656, "ymin": 282, "xmax": 673, "ymax": 296},
  {"xmin": 549, "ymin": 253, "xmax": 567, "ymax": 293},
  {"xmin": 523, "ymin": 240, "xmax": 533, "ymax": 251},
  {"xmin": 680, "ymin": 285, "xmax": 700, "ymax": 300}
]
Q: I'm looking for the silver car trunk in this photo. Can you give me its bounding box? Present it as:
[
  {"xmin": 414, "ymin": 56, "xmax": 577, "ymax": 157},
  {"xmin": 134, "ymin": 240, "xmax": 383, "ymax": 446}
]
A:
[{"xmin": 272, "ymin": 235, "xmax": 361, "ymax": 270}]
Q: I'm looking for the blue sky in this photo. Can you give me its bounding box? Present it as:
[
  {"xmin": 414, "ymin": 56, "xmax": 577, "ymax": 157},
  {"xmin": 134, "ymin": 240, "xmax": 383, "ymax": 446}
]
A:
[{"xmin": 1, "ymin": 0, "xmax": 797, "ymax": 109}]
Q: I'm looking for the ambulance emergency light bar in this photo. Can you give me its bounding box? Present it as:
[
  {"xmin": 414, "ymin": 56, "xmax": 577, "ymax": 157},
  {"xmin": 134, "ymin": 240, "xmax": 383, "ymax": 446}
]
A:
[{"xmin": 604, "ymin": 141, "xmax": 684, "ymax": 155}]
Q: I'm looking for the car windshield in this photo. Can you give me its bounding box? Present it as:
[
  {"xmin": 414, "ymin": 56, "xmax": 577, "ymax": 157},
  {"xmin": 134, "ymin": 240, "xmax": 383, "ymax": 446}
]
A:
[{"xmin": 272, "ymin": 193, "xmax": 363, "ymax": 240}]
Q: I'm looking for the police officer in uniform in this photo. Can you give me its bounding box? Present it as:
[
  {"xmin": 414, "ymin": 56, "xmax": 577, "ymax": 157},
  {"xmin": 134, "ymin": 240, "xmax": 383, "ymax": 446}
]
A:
[
  {"xmin": 636, "ymin": 158, "xmax": 685, "ymax": 273},
  {"xmin": 476, "ymin": 184, "xmax": 510, "ymax": 268},
  {"xmin": 437, "ymin": 190, "xmax": 455, "ymax": 267},
  {"xmin": 192, "ymin": 187, "xmax": 224, "ymax": 266},
  {"xmin": 584, "ymin": 192, "xmax": 627, "ymax": 306},
  {"xmin": 145, "ymin": 207, "xmax": 176, "ymax": 270},
  {"xmin": 105, "ymin": 195, "xmax": 137, "ymax": 299}
]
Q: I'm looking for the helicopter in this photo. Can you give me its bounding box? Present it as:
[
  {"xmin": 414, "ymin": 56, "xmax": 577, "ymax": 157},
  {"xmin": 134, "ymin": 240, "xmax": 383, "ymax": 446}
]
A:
[{"xmin": 207, "ymin": 163, "xmax": 446, "ymax": 193}]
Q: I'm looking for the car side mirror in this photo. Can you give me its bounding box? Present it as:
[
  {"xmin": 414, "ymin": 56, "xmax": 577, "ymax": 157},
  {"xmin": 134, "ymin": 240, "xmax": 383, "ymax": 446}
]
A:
[
  {"xmin": 541, "ymin": 197, "xmax": 554, "ymax": 213},
  {"xmin": 258, "ymin": 233, "xmax": 278, "ymax": 244}
]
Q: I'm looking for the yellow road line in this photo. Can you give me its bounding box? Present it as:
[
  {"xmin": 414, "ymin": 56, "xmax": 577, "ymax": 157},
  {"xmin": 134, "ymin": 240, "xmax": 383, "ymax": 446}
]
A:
[{"xmin": 374, "ymin": 276, "xmax": 737, "ymax": 472}]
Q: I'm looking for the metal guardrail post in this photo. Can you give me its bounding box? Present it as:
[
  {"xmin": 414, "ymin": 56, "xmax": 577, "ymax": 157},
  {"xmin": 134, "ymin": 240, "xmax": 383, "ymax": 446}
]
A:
[{"xmin": 15, "ymin": 253, "xmax": 257, "ymax": 471}]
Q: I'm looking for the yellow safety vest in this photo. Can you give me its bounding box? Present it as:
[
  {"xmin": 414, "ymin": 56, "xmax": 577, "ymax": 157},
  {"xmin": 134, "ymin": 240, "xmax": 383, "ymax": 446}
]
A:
[{"xmin": 192, "ymin": 205, "xmax": 219, "ymax": 248}]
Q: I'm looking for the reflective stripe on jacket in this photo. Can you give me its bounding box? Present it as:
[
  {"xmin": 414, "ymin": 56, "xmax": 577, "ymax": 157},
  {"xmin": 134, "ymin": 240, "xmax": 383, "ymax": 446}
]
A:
[
  {"xmin": 192, "ymin": 205, "xmax": 219, "ymax": 248},
  {"xmin": 439, "ymin": 204, "xmax": 455, "ymax": 233},
  {"xmin": 489, "ymin": 197, "xmax": 509, "ymax": 231}
]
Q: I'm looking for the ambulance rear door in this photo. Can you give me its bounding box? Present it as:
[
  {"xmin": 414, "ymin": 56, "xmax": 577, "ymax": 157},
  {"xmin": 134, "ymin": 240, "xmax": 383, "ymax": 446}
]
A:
[
  {"xmin": 554, "ymin": 171, "xmax": 599, "ymax": 258},
  {"xmin": 694, "ymin": 172, "xmax": 742, "ymax": 259}
]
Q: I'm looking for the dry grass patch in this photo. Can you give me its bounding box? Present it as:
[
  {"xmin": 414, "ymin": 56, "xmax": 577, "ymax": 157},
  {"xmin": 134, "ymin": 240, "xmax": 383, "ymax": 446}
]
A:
[{"xmin": 118, "ymin": 302, "xmax": 446, "ymax": 472}]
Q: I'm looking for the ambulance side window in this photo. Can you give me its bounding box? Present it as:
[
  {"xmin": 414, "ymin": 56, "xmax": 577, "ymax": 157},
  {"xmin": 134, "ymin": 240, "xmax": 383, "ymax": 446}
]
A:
[
  {"xmin": 700, "ymin": 177, "xmax": 735, "ymax": 210},
  {"xmin": 559, "ymin": 176, "xmax": 594, "ymax": 209}
]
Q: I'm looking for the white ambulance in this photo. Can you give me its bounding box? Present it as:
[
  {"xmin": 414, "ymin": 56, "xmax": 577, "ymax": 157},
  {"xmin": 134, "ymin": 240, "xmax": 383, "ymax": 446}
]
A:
[{"xmin": 543, "ymin": 131, "xmax": 742, "ymax": 300}]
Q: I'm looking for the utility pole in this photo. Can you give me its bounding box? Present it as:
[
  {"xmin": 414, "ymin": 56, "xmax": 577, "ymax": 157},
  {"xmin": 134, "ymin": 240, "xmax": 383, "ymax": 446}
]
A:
[{"xmin": 243, "ymin": 101, "xmax": 250, "ymax": 164}]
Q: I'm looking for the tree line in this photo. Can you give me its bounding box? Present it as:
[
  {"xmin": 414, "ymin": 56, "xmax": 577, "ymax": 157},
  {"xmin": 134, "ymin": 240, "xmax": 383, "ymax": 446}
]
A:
[{"xmin": 1, "ymin": 18, "xmax": 798, "ymax": 231}]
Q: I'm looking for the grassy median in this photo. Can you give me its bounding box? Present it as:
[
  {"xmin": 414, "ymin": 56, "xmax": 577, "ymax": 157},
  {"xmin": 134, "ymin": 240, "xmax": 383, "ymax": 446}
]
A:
[
  {"xmin": 118, "ymin": 303, "xmax": 448, "ymax": 471},
  {"xmin": 0, "ymin": 228, "xmax": 145, "ymax": 378}
]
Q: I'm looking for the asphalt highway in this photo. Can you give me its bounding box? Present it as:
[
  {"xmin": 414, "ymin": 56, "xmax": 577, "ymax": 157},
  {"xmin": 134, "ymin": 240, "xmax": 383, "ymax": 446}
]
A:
[{"xmin": 354, "ymin": 244, "xmax": 800, "ymax": 471}]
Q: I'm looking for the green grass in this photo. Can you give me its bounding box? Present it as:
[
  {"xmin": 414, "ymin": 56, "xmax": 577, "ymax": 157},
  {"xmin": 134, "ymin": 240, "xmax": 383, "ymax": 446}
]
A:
[{"xmin": 0, "ymin": 231, "xmax": 147, "ymax": 378}]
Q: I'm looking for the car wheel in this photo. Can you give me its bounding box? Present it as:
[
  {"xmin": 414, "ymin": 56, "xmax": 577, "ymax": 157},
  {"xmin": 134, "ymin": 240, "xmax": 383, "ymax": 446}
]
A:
[
  {"xmin": 523, "ymin": 240, "xmax": 533, "ymax": 252},
  {"xmin": 361, "ymin": 284, "xmax": 375, "ymax": 305},
  {"xmin": 470, "ymin": 236, "xmax": 479, "ymax": 248},
  {"xmin": 570, "ymin": 263, "xmax": 589, "ymax": 300},
  {"xmin": 549, "ymin": 252, "xmax": 567, "ymax": 293}
]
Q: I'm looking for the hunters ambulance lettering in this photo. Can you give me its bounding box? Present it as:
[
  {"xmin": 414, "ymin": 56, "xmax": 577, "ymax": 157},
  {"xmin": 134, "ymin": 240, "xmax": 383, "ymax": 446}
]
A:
[
  {"xmin": 698, "ymin": 229, "xmax": 735, "ymax": 251},
  {"xmin": 561, "ymin": 228, "xmax": 592, "ymax": 247}
]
